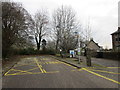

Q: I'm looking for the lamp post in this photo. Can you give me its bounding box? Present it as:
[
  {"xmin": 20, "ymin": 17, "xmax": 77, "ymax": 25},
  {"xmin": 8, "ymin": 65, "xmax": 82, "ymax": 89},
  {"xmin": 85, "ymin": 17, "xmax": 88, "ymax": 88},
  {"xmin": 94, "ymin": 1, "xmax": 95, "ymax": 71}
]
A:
[
  {"xmin": 74, "ymin": 32, "xmax": 81, "ymax": 64},
  {"xmin": 60, "ymin": 49, "xmax": 63, "ymax": 58}
]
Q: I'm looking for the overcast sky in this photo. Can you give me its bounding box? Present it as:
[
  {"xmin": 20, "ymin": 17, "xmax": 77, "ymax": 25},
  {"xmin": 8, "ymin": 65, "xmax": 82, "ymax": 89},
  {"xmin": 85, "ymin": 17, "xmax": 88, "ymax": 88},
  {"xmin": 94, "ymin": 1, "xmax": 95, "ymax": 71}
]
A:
[{"xmin": 13, "ymin": 0, "xmax": 119, "ymax": 49}]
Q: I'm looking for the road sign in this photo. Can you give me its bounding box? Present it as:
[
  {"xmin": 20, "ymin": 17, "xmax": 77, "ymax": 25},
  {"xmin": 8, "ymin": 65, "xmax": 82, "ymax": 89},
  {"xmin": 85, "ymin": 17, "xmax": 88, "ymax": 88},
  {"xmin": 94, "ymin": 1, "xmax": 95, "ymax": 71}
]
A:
[
  {"xmin": 78, "ymin": 48, "xmax": 80, "ymax": 52},
  {"xmin": 78, "ymin": 52, "xmax": 80, "ymax": 55},
  {"xmin": 69, "ymin": 50, "xmax": 75, "ymax": 57},
  {"xmin": 70, "ymin": 50, "xmax": 74, "ymax": 54},
  {"xmin": 78, "ymin": 48, "xmax": 81, "ymax": 55}
]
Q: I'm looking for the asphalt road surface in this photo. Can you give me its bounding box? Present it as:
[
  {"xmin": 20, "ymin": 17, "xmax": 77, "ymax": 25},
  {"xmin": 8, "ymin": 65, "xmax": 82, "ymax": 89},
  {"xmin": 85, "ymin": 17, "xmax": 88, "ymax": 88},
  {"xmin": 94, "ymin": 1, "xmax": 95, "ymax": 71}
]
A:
[{"xmin": 2, "ymin": 55, "xmax": 120, "ymax": 88}]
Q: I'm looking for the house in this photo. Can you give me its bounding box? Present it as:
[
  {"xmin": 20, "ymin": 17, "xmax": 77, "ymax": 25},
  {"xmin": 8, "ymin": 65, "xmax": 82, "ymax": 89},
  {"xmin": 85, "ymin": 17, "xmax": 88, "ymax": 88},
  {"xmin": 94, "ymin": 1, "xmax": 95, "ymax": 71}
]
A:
[
  {"xmin": 111, "ymin": 27, "xmax": 120, "ymax": 51},
  {"xmin": 86, "ymin": 38, "xmax": 101, "ymax": 52}
]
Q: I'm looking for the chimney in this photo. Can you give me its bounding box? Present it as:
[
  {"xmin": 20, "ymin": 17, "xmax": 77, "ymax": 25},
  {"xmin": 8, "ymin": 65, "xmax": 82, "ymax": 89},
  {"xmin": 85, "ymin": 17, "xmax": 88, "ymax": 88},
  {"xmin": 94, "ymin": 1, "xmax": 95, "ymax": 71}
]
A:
[{"xmin": 90, "ymin": 38, "xmax": 93, "ymax": 41}]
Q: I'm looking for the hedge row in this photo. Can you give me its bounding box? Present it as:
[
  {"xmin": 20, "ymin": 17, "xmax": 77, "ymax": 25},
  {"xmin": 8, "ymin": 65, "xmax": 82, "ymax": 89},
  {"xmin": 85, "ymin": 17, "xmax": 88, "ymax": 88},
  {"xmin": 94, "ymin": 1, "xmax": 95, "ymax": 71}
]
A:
[
  {"xmin": 18, "ymin": 48, "xmax": 56, "ymax": 55},
  {"xmin": 91, "ymin": 51, "xmax": 120, "ymax": 60}
]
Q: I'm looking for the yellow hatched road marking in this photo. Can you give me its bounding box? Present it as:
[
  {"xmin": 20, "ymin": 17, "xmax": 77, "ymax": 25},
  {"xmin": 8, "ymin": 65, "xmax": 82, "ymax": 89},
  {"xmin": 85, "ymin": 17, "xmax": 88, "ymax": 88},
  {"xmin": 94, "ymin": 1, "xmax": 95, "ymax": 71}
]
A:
[
  {"xmin": 42, "ymin": 69, "xmax": 47, "ymax": 73},
  {"xmin": 5, "ymin": 72, "xmax": 42, "ymax": 76},
  {"xmin": 6, "ymin": 67, "xmax": 39, "ymax": 76},
  {"xmin": 5, "ymin": 69, "xmax": 33, "ymax": 76},
  {"xmin": 22, "ymin": 67, "xmax": 38, "ymax": 72},
  {"xmin": 4, "ymin": 67, "xmax": 39, "ymax": 76},
  {"xmin": 40, "ymin": 65, "xmax": 47, "ymax": 73},
  {"xmin": 14, "ymin": 63, "xmax": 36, "ymax": 67},
  {"xmin": 83, "ymin": 68, "xmax": 120, "ymax": 85},
  {"xmin": 34, "ymin": 58, "xmax": 44, "ymax": 73},
  {"xmin": 4, "ymin": 57, "xmax": 62, "ymax": 76},
  {"xmin": 5, "ymin": 70, "xmax": 59, "ymax": 76},
  {"xmin": 4, "ymin": 69, "xmax": 12, "ymax": 76},
  {"xmin": 38, "ymin": 62, "xmax": 42, "ymax": 64},
  {"xmin": 5, "ymin": 67, "xmax": 40, "ymax": 76},
  {"xmin": 9, "ymin": 69, "xmax": 33, "ymax": 74}
]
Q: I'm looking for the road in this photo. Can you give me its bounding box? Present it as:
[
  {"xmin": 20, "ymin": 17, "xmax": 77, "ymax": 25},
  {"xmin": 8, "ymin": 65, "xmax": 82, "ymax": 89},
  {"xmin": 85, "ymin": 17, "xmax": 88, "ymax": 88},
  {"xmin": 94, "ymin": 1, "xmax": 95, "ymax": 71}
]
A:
[{"xmin": 2, "ymin": 55, "xmax": 119, "ymax": 88}]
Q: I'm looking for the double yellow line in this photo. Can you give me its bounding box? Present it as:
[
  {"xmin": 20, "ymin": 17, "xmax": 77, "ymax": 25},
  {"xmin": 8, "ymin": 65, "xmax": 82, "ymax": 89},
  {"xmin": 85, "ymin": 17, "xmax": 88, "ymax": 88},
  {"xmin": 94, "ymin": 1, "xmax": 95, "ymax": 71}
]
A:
[
  {"xmin": 34, "ymin": 58, "xmax": 46, "ymax": 73},
  {"xmin": 82, "ymin": 68, "xmax": 120, "ymax": 85}
]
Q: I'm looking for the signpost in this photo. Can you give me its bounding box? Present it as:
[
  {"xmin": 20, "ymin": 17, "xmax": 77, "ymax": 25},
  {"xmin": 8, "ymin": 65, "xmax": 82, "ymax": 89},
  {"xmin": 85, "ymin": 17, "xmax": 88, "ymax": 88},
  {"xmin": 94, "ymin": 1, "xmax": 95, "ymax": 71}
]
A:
[
  {"xmin": 74, "ymin": 31, "xmax": 81, "ymax": 64},
  {"xmin": 78, "ymin": 48, "xmax": 81, "ymax": 64}
]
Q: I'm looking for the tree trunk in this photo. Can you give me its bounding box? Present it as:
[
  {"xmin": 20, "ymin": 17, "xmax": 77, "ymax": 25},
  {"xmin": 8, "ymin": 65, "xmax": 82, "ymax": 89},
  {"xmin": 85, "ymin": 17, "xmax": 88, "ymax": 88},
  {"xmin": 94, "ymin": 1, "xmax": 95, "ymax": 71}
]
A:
[
  {"xmin": 35, "ymin": 36, "xmax": 41, "ymax": 50},
  {"xmin": 37, "ymin": 43, "xmax": 40, "ymax": 50},
  {"xmin": 56, "ymin": 40, "xmax": 59, "ymax": 52}
]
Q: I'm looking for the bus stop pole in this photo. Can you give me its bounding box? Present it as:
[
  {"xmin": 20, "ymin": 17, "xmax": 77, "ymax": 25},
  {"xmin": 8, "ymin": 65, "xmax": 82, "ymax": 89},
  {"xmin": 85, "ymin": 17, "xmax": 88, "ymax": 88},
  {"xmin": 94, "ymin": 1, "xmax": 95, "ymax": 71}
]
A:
[{"xmin": 78, "ymin": 35, "xmax": 81, "ymax": 64}]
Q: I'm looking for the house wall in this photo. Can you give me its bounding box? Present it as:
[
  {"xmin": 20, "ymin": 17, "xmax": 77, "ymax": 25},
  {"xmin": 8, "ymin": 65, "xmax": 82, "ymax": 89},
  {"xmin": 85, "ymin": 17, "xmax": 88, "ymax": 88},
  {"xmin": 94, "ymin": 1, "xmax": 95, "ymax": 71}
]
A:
[{"xmin": 112, "ymin": 32, "xmax": 120, "ymax": 51}]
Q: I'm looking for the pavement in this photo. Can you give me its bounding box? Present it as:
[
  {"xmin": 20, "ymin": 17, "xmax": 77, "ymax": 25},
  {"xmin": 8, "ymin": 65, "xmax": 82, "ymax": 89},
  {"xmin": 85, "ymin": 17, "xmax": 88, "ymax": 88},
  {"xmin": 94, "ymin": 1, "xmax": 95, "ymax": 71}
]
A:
[
  {"xmin": 53, "ymin": 55, "xmax": 119, "ymax": 68},
  {"xmin": 2, "ymin": 55, "xmax": 120, "ymax": 88}
]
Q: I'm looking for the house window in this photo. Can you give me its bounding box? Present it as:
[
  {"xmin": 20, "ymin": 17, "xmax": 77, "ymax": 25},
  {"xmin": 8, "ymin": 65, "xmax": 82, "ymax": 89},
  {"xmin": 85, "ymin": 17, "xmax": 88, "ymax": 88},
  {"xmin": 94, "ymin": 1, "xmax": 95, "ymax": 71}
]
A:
[
  {"xmin": 116, "ymin": 37, "xmax": 120, "ymax": 42},
  {"xmin": 116, "ymin": 38, "xmax": 118, "ymax": 41}
]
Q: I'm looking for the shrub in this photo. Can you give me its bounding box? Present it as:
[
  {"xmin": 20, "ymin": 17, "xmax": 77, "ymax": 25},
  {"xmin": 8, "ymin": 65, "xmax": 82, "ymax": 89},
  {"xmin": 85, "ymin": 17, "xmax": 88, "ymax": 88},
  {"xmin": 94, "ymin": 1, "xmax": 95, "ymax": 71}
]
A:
[
  {"xmin": 18, "ymin": 48, "xmax": 56, "ymax": 55},
  {"xmin": 19, "ymin": 48, "xmax": 36, "ymax": 55}
]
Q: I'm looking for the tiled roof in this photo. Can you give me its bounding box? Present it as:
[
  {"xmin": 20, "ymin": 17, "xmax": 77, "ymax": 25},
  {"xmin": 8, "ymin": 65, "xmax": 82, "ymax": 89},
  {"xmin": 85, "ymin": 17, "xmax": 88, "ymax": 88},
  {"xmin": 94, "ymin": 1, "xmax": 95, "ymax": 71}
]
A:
[{"xmin": 87, "ymin": 39, "xmax": 101, "ymax": 48}]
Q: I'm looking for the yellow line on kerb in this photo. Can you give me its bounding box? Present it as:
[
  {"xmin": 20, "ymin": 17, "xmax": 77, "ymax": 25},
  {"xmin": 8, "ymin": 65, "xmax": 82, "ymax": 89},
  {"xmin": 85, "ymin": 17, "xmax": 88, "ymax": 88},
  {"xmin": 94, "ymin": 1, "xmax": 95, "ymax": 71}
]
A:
[
  {"xmin": 34, "ymin": 58, "xmax": 46, "ymax": 73},
  {"xmin": 83, "ymin": 68, "xmax": 120, "ymax": 85}
]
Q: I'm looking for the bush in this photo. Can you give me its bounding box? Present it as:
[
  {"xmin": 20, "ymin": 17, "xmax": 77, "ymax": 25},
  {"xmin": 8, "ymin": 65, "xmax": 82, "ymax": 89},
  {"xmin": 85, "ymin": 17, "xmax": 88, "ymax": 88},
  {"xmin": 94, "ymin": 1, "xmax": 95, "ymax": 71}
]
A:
[
  {"xmin": 18, "ymin": 48, "xmax": 55, "ymax": 55},
  {"xmin": 2, "ymin": 47, "xmax": 56, "ymax": 59},
  {"xmin": 40, "ymin": 49, "xmax": 55, "ymax": 55},
  {"xmin": 19, "ymin": 48, "xmax": 36, "ymax": 55},
  {"xmin": 2, "ymin": 47, "xmax": 19, "ymax": 58}
]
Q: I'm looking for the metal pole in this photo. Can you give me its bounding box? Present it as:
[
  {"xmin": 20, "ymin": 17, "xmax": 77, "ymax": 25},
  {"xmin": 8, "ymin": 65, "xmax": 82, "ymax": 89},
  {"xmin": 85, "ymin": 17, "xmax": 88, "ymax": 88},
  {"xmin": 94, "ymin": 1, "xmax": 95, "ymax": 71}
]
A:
[
  {"xmin": 74, "ymin": 31, "xmax": 81, "ymax": 64},
  {"xmin": 78, "ymin": 35, "xmax": 81, "ymax": 64}
]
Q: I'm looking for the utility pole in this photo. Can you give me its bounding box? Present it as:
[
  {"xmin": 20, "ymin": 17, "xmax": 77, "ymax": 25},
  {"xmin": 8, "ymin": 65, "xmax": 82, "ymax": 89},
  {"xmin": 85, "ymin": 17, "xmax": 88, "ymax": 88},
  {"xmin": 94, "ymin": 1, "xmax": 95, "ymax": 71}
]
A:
[
  {"xmin": 78, "ymin": 35, "xmax": 81, "ymax": 64},
  {"xmin": 74, "ymin": 32, "xmax": 81, "ymax": 64}
]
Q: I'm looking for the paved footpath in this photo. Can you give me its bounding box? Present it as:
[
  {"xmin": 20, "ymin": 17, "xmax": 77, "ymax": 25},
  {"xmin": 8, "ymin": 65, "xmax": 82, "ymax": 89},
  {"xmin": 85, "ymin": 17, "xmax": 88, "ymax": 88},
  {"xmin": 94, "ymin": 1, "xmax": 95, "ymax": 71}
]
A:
[{"xmin": 2, "ymin": 55, "xmax": 120, "ymax": 88}]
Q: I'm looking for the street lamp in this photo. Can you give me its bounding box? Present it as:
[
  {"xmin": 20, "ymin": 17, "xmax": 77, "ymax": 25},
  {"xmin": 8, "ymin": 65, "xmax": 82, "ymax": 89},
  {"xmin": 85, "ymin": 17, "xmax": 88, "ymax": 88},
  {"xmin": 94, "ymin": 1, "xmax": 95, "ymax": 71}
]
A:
[
  {"xmin": 74, "ymin": 32, "xmax": 81, "ymax": 64},
  {"xmin": 60, "ymin": 49, "xmax": 63, "ymax": 58}
]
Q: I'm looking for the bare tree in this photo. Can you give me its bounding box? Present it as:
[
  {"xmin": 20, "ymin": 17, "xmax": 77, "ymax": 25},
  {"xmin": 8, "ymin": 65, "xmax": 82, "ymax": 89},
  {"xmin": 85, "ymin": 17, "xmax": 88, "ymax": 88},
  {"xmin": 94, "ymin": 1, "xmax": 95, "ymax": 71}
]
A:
[
  {"xmin": 2, "ymin": 2, "xmax": 34, "ymax": 57},
  {"xmin": 52, "ymin": 5, "xmax": 80, "ymax": 52},
  {"xmin": 85, "ymin": 20, "xmax": 92, "ymax": 41},
  {"xmin": 34, "ymin": 10, "xmax": 49, "ymax": 50},
  {"xmin": 80, "ymin": 18, "xmax": 92, "ymax": 43},
  {"xmin": 46, "ymin": 40, "xmax": 56, "ymax": 50}
]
